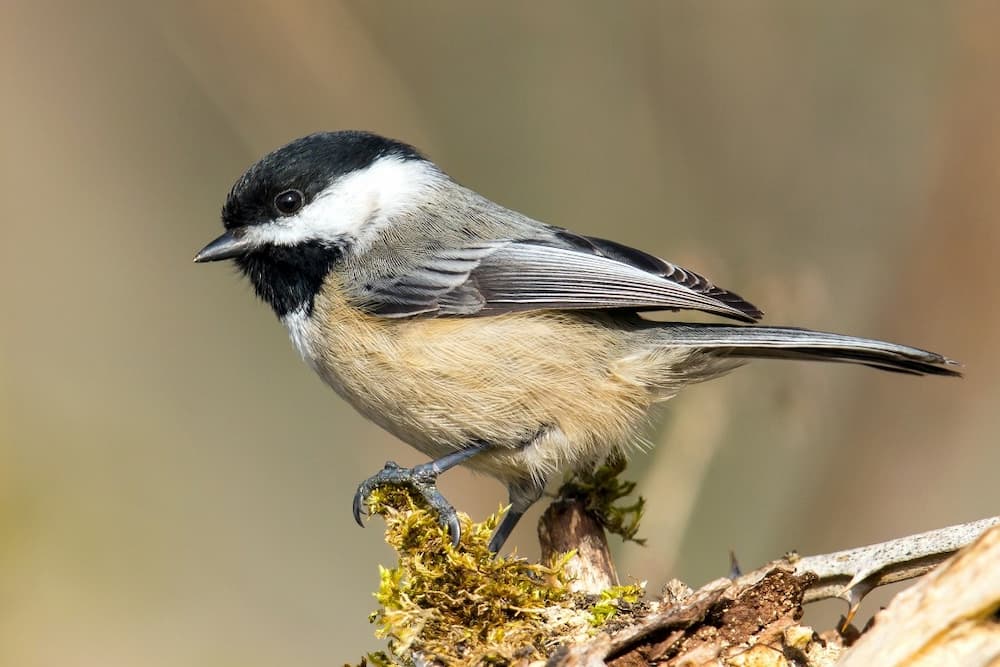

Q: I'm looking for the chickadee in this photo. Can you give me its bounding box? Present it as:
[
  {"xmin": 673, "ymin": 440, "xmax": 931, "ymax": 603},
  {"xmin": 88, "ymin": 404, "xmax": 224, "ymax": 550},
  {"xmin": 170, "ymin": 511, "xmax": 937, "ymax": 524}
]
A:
[{"xmin": 195, "ymin": 130, "xmax": 959, "ymax": 553}]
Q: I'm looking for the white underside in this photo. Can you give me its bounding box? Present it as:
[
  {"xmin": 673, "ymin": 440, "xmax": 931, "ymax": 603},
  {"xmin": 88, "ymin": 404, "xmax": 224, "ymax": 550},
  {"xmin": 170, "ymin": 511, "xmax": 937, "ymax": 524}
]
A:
[{"xmin": 282, "ymin": 308, "xmax": 320, "ymax": 372}]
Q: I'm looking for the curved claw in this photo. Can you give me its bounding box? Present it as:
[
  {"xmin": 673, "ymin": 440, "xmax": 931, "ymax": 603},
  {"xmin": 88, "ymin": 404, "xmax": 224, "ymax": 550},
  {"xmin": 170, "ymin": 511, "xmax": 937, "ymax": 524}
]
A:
[
  {"xmin": 352, "ymin": 461, "xmax": 401, "ymax": 528},
  {"xmin": 442, "ymin": 507, "xmax": 462, "ymax": 547},
  {"xmin": 352, "ymin": 487, "xmax": 367, "ymax": 527},
  {"xmin": 351, "ymin": 460, "xmax": 462, "ymax": 546}
]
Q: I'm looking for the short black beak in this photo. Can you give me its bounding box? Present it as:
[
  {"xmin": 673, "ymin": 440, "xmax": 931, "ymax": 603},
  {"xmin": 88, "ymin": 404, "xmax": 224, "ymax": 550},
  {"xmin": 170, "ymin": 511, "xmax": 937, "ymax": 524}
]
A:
[{"xmin": 193, "ymin": 231, "xmax": 253, "ymax": 263}]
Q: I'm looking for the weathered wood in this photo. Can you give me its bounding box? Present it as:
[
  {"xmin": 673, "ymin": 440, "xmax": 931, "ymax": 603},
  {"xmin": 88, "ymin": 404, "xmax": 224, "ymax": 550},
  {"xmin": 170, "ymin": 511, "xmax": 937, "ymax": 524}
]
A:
[
  {"xmin": 837, "ymin": 524, "xmax": 1000, "ymax": 667},
  {"xmin": 538, "ymin": 497, "xmax": 618, "ymax": 594},
  {"xmin": 543, "ymin": 514, "xmax": 1000, "ymax": 665}
]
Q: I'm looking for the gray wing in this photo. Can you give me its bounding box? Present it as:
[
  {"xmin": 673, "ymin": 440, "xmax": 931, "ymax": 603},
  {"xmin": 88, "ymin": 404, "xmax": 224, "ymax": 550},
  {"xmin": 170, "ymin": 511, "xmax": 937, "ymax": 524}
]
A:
[{"xmin": 359, "ymin": 230, "xmax": 763, "ymax": 323}]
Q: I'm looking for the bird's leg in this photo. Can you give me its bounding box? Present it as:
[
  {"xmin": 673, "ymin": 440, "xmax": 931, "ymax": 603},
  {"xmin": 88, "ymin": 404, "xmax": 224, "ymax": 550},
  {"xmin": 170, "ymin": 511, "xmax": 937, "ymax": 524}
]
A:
[
  {"xmin": 488, "ymin": 477, "xmax": 546, "ymax": 554},
  {"xmin": 353, "ymin": 444, "xmax": 490, "ymax": 546}
]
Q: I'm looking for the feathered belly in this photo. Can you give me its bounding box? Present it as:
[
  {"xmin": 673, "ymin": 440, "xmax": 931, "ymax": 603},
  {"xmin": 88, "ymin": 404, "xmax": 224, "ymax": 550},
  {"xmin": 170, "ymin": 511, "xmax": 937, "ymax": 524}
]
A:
[{"xmin": 285, "ymin": 291, "xmax": 680, "ymax": 480}]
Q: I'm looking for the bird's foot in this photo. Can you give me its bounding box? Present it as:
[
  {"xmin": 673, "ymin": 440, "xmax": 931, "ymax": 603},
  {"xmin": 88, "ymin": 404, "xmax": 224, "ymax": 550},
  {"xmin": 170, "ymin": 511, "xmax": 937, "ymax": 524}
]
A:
[{"xmin": 352, "ymin": 460, "xmax": 462, "ymax": 546}]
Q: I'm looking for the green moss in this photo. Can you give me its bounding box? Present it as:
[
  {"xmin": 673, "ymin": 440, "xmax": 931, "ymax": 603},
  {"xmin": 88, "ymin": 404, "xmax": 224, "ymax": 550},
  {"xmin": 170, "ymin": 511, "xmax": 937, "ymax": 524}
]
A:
[
  {"xmin": 588, "ymin": 584, "xmax": 644, "ymax": 626},
  {"xmin": 357, "ymin": 486, "xmax": 646, "ymax": 665},
  {"xmin": 556, "ymin": 455, "xmax": 647, "ymax": 545}
]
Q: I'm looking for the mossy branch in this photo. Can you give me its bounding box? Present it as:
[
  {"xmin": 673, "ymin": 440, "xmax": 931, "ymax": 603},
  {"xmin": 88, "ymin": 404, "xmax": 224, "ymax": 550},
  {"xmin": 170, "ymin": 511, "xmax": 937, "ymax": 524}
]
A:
[
  {"xmin": 353, "ymin": 476, "xmax": 1000, "ymax": 666},
  {"xmin": 358, "ymin": 487, "xmax": 642, "ymax": 666}
]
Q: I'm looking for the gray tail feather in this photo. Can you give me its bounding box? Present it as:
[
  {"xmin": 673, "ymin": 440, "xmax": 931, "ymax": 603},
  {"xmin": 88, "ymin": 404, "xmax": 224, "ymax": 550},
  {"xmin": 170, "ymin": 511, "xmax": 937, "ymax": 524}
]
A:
[{"xmin": 657, "ymin": 324, "xmax": 962, "ymax": 377}]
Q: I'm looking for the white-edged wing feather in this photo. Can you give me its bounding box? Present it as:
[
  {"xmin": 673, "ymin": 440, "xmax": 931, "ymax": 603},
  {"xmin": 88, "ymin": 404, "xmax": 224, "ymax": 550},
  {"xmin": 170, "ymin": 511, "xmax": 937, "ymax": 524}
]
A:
[{"xmin": 360, "ymin": 231, "xmax": 762, "ymax": 323}]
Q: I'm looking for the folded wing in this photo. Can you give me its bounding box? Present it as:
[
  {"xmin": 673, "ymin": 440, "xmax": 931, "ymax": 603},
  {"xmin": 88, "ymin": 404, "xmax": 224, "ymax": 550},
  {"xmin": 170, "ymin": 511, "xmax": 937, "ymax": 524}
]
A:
[{"xmin": 359, "ymin": 229, "xmax": 763, "ymax": 323}]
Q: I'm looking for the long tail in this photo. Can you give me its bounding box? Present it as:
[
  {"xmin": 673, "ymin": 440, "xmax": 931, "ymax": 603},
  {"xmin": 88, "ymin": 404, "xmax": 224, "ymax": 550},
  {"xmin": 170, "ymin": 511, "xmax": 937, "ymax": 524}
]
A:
[{"xmin": 658, "ymin": 323, "xmax": 961, "ymax": 377}]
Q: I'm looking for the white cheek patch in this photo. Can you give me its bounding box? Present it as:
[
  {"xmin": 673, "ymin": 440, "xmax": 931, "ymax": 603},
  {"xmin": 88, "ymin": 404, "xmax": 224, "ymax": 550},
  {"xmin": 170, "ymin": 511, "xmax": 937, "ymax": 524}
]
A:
[{"xmin": 246, "ymin": 156, "xmax": 442, "ymax": 248}]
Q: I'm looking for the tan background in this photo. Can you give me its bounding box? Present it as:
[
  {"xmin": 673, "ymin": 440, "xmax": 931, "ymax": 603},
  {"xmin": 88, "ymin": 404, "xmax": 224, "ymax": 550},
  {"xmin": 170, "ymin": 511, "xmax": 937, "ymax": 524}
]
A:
[{"xmin": 2, "ymin": 2, "xmax": 998, "ymax": 664}]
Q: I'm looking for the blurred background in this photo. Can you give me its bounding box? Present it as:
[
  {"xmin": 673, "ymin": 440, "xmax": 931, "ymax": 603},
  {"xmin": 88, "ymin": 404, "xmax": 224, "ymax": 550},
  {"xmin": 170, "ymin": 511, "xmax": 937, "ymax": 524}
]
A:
[{"xmin": 2, "ymin": 1, "xmax": 998, "ymax": 664}]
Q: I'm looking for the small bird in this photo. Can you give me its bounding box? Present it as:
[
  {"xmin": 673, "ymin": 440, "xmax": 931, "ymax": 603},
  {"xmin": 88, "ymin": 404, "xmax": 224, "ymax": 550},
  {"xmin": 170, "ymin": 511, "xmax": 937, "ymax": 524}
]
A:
[{"xmin": 195, "ymin": 130, "xmax": 959, "ymax": 553}]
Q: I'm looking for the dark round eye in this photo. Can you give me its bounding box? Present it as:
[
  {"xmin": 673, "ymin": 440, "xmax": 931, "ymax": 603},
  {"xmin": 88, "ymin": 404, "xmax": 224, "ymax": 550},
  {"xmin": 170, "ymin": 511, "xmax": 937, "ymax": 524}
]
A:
[{"xmin": 274, "ymin": 189, "xmax": 304, "ymax": 215}]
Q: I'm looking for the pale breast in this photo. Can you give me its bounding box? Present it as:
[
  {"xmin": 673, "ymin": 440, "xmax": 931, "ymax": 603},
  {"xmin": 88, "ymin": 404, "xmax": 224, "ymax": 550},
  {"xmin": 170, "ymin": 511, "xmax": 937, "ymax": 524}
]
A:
[{"xmin": 289, "ymin": 278, "xmax": 680, "ymax": 479}]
